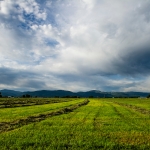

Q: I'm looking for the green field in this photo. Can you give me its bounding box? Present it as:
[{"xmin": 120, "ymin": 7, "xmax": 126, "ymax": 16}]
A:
[
  {"xmin": 0, "ymin": 98, "xmax": 84, "ymax": 122},
  {"xmin": 0, "ymin": 98, "xmax": 150, "ymax": 149}
]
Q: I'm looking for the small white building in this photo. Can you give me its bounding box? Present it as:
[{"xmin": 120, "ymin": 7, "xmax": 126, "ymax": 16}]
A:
[{"xmin": 8, "ymin": 96, "xmax": 14, "ymax": 98}]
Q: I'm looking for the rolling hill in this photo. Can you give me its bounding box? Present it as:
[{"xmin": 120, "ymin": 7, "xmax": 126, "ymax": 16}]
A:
[{"xmin": 0, "ymin": 89, "xmax": 149, "ymax": 98}]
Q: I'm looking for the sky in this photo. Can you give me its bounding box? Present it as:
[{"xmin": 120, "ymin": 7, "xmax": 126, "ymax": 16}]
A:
[{"xmin": 0, "ymin": 0, "xmax": 150, "ymax": 92}]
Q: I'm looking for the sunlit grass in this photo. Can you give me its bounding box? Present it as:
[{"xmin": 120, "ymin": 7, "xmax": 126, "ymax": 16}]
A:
[
  {"xmin": 0, "ymin": 98, "xmax": 150, "ymax": 149},
  {"xmin": 0, "ymin": 98, "xmax": 84, "ymax": 122}
]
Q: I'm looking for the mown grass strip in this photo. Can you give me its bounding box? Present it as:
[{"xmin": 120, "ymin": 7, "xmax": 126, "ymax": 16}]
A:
[
  {"xmin": 0, "ymin": 99, "xmax": 84, "ymax": 122},
  {"xmin": 0, "ymin": 98, "xmax": 76, "ymax": 108},
  {"xmin": 0, "ymin": 99, "xmax": 89, "ymax": 133},
  {"xmin": 114, "ymin": 101, "xmax": 150, "ymax": 115}
]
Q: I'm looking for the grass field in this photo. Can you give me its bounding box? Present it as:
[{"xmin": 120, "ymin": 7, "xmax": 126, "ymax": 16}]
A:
[
  {"xmin": 0, "ymin": 98, "xmax": 76, "ymax": 108},
  {"xmin": 0, "ymin": 98, "xmax": 84, "ymax": 122},
  {"xmin": 0, "ymin": 98, "xmax": 150, "ymax": 149}
]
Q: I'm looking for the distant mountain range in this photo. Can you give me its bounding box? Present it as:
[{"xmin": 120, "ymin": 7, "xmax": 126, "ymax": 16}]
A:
[{"xmin": 0, "ymin": 89, "xmax": 149, "ymax": 98}]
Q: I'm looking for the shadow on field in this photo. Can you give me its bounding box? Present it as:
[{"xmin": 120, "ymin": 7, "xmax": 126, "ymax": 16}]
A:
[{"xmin": 0, "ymin": 99, "xmax": 89, "ymax": 133}]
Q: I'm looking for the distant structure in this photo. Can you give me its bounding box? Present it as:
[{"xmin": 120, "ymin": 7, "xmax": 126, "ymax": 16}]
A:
[
  {"xmin": 8, "ymin": 96, "xmax": 14, "ymax": 98},
  {"xmin": 138, "ymin": 96, "xmax": 146, "ymax": 99}
]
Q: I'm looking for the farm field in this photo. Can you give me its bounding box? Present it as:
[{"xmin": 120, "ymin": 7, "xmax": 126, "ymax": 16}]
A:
[
  {"xmin": 0, "ymin": 98, "xmax": 150, "ymax": 149},
  {"xmin": 0, "ymin": 98, "xmax": 77, "ymax": 108},
  {"xmin": 0, "ymin": 98, "xmax": 84, "ymax": 122}
]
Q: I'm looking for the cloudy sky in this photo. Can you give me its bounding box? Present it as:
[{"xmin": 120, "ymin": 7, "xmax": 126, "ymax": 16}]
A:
[{"xmin": 0, "ymin": 0, "xmax": 150, "ymax": 92}]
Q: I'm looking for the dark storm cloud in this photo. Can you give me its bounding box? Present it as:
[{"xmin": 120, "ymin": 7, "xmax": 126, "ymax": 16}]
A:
[
  {"xmin": 0, "ymin": 68, "xmax": 18, "ymax": 85},
  {"xmin": 0, "ymin": 67, "xmax": 46, "ymax": 90},
  {"xmin": 114, "ymin": 44, "xmax": 150, "ymax": 76}
]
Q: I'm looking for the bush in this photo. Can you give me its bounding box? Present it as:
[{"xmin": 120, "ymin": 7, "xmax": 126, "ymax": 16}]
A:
[
  {"xmin": 0, "ymin": 92, "xmax": 2, "ymax": 98},
  {"xmin": 147, "ymin": 94, "xmax": 150, "ymax": 98}
]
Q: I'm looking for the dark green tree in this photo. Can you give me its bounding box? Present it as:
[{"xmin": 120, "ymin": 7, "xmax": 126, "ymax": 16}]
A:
[
  {"xmin": 89, "ymin": 96, "xmax": 94, "ymax": 98},
  {"xmin": 26, "ymin": 94, "xmax": 31, "ymax": 98},
  {"xmin": 22, "ymin": 94, "xmax": 31, "ymax": 98},
  {"xmin": 0, "ymin": 92, "xmax": 2, "ymax": 98},
  {"xmin": 22, "ymin": 95, "xmax": 25, "ymax": 98},
  {"xmin": 147, "ymin": 94, "xmax": 150, "ymax": 98}
]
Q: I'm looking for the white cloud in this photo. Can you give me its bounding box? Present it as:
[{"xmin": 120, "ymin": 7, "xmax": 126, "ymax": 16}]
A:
[{"xmin": 0, "ymin": 0, "xmax": 150, "ymax": 92}]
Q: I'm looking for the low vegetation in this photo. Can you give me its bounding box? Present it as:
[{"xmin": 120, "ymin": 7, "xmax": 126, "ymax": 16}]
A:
[
  {"xmin": 0, "ymin": 98, "xmax": 85, "ymax": 122},
  {"xmin": 0, "ymin": 98, "xmax": 76, "ymax": 108},
  {"xmin": 0, "ymin": 99, "xmax": 89, "ymax": 133},
  {"xmin": 0, "ymin": 98, "xmax": 150, "ymax": 149}
]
